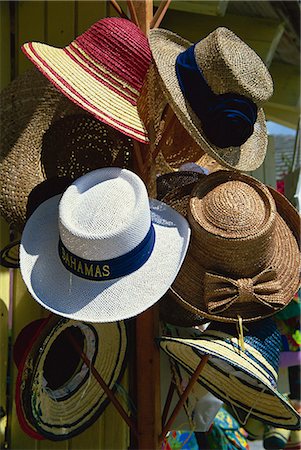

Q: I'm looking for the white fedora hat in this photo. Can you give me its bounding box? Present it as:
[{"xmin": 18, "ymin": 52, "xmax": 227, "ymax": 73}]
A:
[{"xmin": 20, "ymin": 167, "xmax": 190, "ymax": 322}]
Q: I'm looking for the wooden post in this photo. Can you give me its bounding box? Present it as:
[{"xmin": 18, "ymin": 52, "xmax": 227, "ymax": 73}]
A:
[{"xmin": 128, "ymin": 2, "xmax": 163, "ymax": 448}]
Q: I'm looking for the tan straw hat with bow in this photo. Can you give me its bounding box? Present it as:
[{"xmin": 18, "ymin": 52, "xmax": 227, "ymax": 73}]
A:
[
  {"xmin": 162, "ymin": 170, "xmax": 300, "ymax": 323},
  {"xmin": 148, "ymin": 27, "xmax": 273, "ymax": 171}
]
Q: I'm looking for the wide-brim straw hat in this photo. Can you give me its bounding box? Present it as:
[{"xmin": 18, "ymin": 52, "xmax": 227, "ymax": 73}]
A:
[
  {"xmin": 161, "ymin": 170, "xmax": 300, "ymax": 324},
  {"xmin": 148, "ymin": 27, "xmax": 273, "ymax": 171},
  {"xmin": 0, "ymin": 69, "xmax": 134, "ymax": 232},
  {"xmin": 14, "ymin": 314, "xmax": 127, "ymax": 440},
  {"xmin": 20, "ymin": 167, "xmax": 190, "ymax": 322},
  {"xmin": 22, "ymin": 17, "xmax": 151, "ymax": 143},
  {"xmin": 159, "ymin": 318, "xmax": 301, "ymax": 429}
]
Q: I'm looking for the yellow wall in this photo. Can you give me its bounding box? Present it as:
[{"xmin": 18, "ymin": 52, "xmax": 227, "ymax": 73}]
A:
[{"xmin": 0, "ymin": 2, "xmax": 129, "ymax": 448}]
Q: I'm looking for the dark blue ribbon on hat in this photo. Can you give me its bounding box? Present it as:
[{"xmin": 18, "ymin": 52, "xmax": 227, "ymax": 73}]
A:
[
  {"xmin": 175, "ymin": 45, "xmax": 258, "ymax": 148},
  {"xmin": 58, "ymin": 224, "xmax": 155, "ymax": 281}
]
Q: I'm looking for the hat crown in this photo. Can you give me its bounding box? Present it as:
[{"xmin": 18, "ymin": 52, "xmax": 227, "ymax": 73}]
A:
[
  {"xmin": 72, "ymin": 17, "xmax": 152, "ymax": 94},
  {"xmin": 189, "ymin": 172, "xmax": 277, "ymax": 278},
  {"xmin": 194, "ymin": 27, "xmax": 273, "ymax": 104},
  {"xmin": 59, "ymin": 168, "xmax": 151, "ymax": 260}
]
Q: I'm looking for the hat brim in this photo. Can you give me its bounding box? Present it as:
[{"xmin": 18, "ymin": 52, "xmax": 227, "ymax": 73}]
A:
[
  {"xmin": 159, "ymin": 332, "xmax": 301, "ymax": 429},
  {"xmin": 163, "ymin": 174, "xmax": 300, "ymax": 323},
  {"xmin": 149, "ymin": 29, "xmax": 268, "ymax": 171},
  {"xmin": 22, "ymin": 42, "xmax": 149, "ymax": 143},
  {"xmin": 20, "ymin": 196, "xmax": 190, "ymax": 322},
  {"xmin": 16, "ymin": 315, "xmax": 127, "ymax": 440}
]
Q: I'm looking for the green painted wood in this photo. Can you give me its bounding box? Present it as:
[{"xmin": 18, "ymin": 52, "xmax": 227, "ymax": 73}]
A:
[
  {"xmin": 265, "ymin": 104, "xmax": 299, "ymax": 130},
  {"xmin": 16, "ymin": 1, "xmax": 46, "ymax": 76},
  {"xmin": 76, "ymin": 1, "xmax": 107, "ymax": 35},
  {"xmin": 46, "ymin": 1, "xmax": 75, "ymax": 47},
  {"xmin": 154, "ymin": 0, "xmax": 229, "ymax": 17},
  {"xmin": 0, "ymin": 1, "xmax": 11, "ymax": 88},
  {"xmin": 269, "ymin": 61, "xmax": 300, "ymax": 108},
  {"xmin": 160, "ymin": 10, "xmax": 283, "ymax": 63}
]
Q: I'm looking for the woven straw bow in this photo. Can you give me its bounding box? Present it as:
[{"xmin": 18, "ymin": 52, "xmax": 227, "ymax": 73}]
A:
[{"xmin": 204, "ymin": 268, "xmax": 283, "ymax": 314}]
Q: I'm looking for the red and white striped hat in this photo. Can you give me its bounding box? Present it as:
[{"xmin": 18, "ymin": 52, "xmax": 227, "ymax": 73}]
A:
[{"xmin": 22, "ymin": 17, "xmax": 152, "ymax": 143}]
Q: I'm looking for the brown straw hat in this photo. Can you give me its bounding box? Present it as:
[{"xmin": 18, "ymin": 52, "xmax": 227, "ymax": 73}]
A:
[
  {"xmin": 148, "ymin": 27, "xmax": 274, "ymax": 171},
  {"xmin": 162, "ymin": 170, "xmax": 300, "ymax": 323},
  {"xmin": 0, "ymin": 69, "xmax": 133, "ymax": 231}
]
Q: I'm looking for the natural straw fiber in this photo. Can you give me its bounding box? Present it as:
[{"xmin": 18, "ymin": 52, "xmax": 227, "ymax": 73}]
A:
[
  {"xmin": 162, "ymin": 170, "xmax": 300, "ymax": 323},
  {"xmin": 14, "ymin": 315, "xmax": 127, "ymax": 440},
  {"xmin": 148, "ymin": 27, "xmax": 273, "ymax": 171},
  {"xmin": 159, "ymin": 319, "xmax": 301, "ymax": 429},
  {"xmin": 22, "ymin": 18, "xmax": 151, "ymax": 143},
  {"xmin": 0, "ymin": 69, "xmax": 134, "ymax": 231}
]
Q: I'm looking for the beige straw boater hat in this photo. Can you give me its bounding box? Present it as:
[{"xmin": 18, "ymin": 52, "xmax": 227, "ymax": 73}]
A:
[
  {"xmin": 22, "ymin": 17, "xmax": 151, "ymax": 143},
  {"xmin": 159, "ymin": 318, "xmax": 301, "ymax": 429},
  {"xmin": 148, "ymin": 27, "xmax": 274, "ymax": 171},
  {"xmin": 20, "ymin": 167, "xmax": 190, "ymax": 322},
  {"xmin": 14, "ymin": 314, "xmax": 127, "ymax": 440},
  {"xmin": 161, "ymin": 170, "xmax": 300, "ymax": 324},
  {"xmin": 0, "ymin": 69, "xmax": 134, "ymax": 232}
]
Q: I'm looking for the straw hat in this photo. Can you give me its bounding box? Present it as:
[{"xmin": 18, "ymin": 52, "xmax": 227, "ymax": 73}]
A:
[
  {"xmin": 14, "ymin": 314, "xmax": 127, "ymax": 440},
  {"xmin": 20, "ymin": 167, "xmax": 190, "ymax": 322},
  {"xmin": 159, "ymin": 318, "xmax": 301, "ymax": 429},
  {"xmin": 161, "ymin": 170, "xmax": 300, "ymax": 323},
  {"xmin": 22, "ymin": 17, "xmax": 151, "ymax": 143},
  {"xmin": 0, "ymin": 69, "xmax": 134, "ymax": 231},
  {"xmin": 148, "ymin": 27, "xmax": 274, "ymax": 171}
]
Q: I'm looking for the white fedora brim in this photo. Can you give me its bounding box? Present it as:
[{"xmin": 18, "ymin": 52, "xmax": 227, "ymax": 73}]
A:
[
  {"xmin": 159, "ymin": 333, "xmax": 301, "ymax": 429},
  {"xmin": 20, "ymin": 196, "xmax": 190, "ymax": 322}
]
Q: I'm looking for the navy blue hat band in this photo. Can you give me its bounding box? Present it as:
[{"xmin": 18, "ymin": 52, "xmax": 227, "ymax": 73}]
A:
[
  {"xmin": 175, "ymin": 45, "xmax": 258, "ymax": 148},
  {"xmin": 58, "ymin": 224, "xmax": 156, "ymax": 281}
]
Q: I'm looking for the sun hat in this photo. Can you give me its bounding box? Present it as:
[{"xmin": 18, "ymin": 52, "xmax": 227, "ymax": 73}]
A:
[
  {"xmin": 14, "ymin": 314, "xmax": 127, "ymax": 440},
  {"xmin": 22, "ymin": 17, "xmax": 152, "ymax": 143},
  {"xmin": 158, "ymin": 318, "xmax": 301, "ymax": 429},
  {"xmin": 20, "ymin": 167, "xmax": 190, "ymax": 322},
  {"xmin": 160, "ymin": 170, "xmax": 300, "ymax": 324},
  {"xmin": 148, "ymin": 26, "xmax": 274, "ymax": 171},
  {"xmin": 0, "ymin": 69, "xmax": 134, "ymax": 231}
]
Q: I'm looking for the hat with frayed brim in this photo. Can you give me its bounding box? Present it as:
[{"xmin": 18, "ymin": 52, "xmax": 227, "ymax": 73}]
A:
[
  {"xmin": 161, "ymin": 170, "xmax": 300, "ymax": 323},
  {"xmin": 159, "ymin": 318, "xmax": 301, "ymax": 429},
  {"xmin": 14, "ymin": 314, "xmax": 127, "ymax": 440},
  {"xmin": 20, "ymin": 167, "xmax": 190, "ymax": 322},
  {"xmin": 148, "ymin": 27, "xmax": 273, "ymax": 171},
  {"xmin": 0, "ymin": 69, "xmax": 134, "ymax": 231},
  {"xmin": 22, "ymin": 17, "xmax": 151, "ymax": 143}
]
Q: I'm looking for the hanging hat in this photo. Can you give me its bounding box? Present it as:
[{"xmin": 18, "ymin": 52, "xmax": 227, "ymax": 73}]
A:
[
  {"xmin": 148, "ymin": 27, "xmax": 273, "ymax": 171},
  {"xmin": 161, "ymin": 170, "xmax": 300, "ymax": 324},
  {"xmin": 22, "ymin": 17, "xmax": 151, "ymax": 143},
  {"xmin": 20, "ymin": 167, "xmax": 190, "ymax": 322},
  {"xmin": 159, "ymin": 318, "xmax": 301, "ymax": 429},
  {"xmin": 14, "ymin": 314, "xmax": 127, "ymax": 440},
  {"xmin": 0, "ymin": 69, "xmax": 134, "ymax": 231}
]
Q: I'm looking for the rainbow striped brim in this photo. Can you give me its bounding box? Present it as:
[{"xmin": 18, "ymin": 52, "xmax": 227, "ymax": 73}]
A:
[{"xmin": 22, "ymin": 18, "xmax": 151, "ymax": 143}]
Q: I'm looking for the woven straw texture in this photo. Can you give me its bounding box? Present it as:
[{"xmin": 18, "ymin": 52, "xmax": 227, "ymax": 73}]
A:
[
  {"xmin": 15, "ymin": 315, "xmax": 127, "ymax": 440},
  {"xmin": 22, "ymin": 18, "xmax": 151, "ymax": 143},
  {"xmin": 0, "ymin": 69, "xmax": 135, "ymax": 231},
  {"xmin": 20, "ymin": 168, "xmax": 190, "ymax": 322},
  {"xmin": 148, "ymin": 27, "xmax": 273, "ymax": 171},
  {"xmin": 162, "ymin": 170, "xmax": 300, "ymax": 323},
  {"xmin": 159, "ymin": 319, "xmax": 301, "ymax": 429}
]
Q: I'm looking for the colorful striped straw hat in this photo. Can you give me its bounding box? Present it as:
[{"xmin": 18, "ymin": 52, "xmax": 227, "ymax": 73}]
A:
[
  {"xmin": 0, "ymin": 69, "xmax": 134, "ymax": 232},
  {"xmin": 148, "ymin": 27, "xmax": 273, "ymax": 171},
  {"xmin": 160, "ymin": 170, "xmax": 300, "ymax": 324},
  {"xmin": 159, "ymin": 318, "xmax": 301, "ymax": 429},
  {"xmin": 14, "ymin": 315, "xmax": 127, "ymax": 440},
  {"xmin": 19, "ymin": 168, "xmax": 190, "ymax": 322},
  {"xmin": 22, "ymin": 17, "xmax": 151, "ymax": 143}
]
